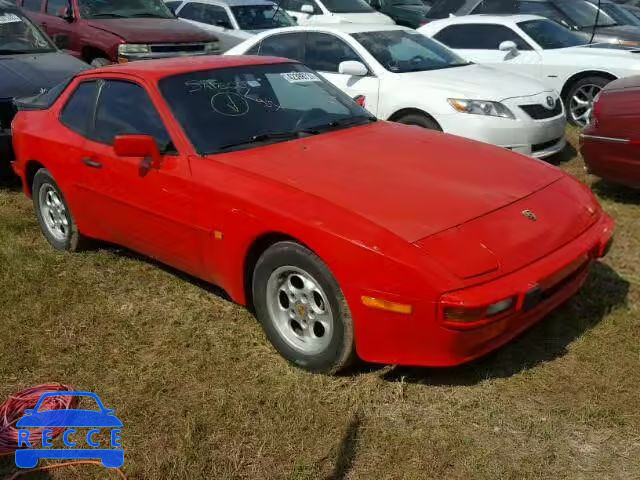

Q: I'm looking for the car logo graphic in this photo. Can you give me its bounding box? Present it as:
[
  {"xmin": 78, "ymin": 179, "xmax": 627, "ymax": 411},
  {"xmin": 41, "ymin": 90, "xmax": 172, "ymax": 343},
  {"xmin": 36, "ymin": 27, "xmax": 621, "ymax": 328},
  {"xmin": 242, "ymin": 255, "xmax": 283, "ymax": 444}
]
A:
[
  {"xmin": 15, "ymin": 391, "xmax": 123, "ymax": 469},
  {"xmin": 521, "ymin": 209, "xmax": 538, "ymax": 221},
  {"xmin": 546, "ymin": 96, "xmax": 555, "ymax": 109}
]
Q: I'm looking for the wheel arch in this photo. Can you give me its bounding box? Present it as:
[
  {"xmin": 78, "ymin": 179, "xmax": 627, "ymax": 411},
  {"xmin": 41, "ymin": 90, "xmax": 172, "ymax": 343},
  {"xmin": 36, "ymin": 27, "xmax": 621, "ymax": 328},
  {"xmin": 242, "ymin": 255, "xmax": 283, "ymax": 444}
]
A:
[
  {"xmin": 387, "ymin": 107, "xmax": 442, "ymax": 129},
  {"xmin": 24, "ymin": 160, "xmax": 46, "ymax": 198},
  {"xmin": 560, "ymin": 70, "xmax": 618, "ymax": 100},
  {"xmin": 242, "ymin": 231, "xmax": 311, "ymax": 309}
]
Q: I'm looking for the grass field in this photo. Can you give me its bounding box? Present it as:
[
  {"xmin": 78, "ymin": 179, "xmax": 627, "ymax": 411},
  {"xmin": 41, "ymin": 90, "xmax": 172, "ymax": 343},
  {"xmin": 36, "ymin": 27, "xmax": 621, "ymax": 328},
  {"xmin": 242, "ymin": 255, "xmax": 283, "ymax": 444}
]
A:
[{"xmin": 0, "ymin": 127, "xmax": 639, "ymax": 480}]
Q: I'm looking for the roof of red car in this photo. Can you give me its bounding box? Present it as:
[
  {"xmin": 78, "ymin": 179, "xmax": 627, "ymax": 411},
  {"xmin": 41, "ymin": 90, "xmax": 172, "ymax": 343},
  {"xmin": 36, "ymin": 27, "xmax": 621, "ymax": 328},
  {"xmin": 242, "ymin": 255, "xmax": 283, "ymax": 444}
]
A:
[{"xmin": 78, "ymin": 55, "xmax": 293, "ymax": 80}]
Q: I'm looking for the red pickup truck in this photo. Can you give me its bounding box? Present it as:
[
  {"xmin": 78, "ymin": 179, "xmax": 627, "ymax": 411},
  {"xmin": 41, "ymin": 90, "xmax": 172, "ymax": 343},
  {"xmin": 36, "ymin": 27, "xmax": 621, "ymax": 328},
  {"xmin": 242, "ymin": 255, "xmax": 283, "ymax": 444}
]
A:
[{"xmin": 17, "ymin": 0, "xmax": 220, "ymax": 66}]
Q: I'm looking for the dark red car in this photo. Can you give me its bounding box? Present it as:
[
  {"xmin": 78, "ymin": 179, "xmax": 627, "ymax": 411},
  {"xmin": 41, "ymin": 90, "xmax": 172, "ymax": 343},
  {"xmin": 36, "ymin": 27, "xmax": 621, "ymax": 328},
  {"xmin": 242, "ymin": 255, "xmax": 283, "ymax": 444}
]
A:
[
  {"xmin": 11, "ymin": 56, "xmax": 614, "ymax": 373},
  {"xmin": 17, "ymin": 0, "xmax": 219, "ymax": 66},
  {"xmin": 581, "ymin": 76, "xmax": 640, "ymax": 189}
]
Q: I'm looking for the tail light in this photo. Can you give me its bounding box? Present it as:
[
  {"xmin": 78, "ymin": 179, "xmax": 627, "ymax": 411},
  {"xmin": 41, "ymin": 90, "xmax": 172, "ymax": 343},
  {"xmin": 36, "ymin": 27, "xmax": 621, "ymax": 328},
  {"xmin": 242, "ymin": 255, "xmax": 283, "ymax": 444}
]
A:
[{"xmin": 353, "ymin": 95, "xmax": 366, "ymax": 107}]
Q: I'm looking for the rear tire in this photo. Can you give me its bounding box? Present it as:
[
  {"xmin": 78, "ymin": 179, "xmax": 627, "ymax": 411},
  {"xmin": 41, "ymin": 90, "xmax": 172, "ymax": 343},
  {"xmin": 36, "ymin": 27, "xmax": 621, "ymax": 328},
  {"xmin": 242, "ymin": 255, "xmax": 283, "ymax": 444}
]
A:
[
  {"xmin": 396, "ymin": 113, "xmax": 442, "ymax": 131},
  {"xmin": 32, "ymin": 169, "xmax": 87, "ymax": 252},
  {"xmin": 564, "ymin": 76, "xmax": 611, "ymax": 127},
  {"xmin": 252, "ymin": 241, "xmax": 356, "ymax": 374}
]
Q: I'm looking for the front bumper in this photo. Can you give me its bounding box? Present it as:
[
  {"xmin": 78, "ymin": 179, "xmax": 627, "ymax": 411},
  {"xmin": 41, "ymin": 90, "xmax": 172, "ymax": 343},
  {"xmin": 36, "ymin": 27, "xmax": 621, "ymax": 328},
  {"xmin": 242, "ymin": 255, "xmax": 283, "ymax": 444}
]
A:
[
  {"xmin": 117, "ymin": 48, "xmax": 218, "ymax": 63},
  {"xmin": 437, "ymin": 111, "xmax": 567, "ymax": 159},
  {"xmin": 349, "ymin": 213, "xmax": 614, "ymax": 367}
]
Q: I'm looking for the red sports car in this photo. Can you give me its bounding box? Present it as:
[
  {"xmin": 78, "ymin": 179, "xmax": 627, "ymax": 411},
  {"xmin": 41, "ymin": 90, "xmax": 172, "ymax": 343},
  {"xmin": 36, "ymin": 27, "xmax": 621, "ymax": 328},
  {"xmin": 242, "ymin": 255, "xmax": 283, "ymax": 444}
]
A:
[
  {"xmin": 11, "ymin": 56, "xmax": 614, "ymax": 373},
  {"xmin": 581, "ymin": 76, "xmax": 640, "ymax": 189}
]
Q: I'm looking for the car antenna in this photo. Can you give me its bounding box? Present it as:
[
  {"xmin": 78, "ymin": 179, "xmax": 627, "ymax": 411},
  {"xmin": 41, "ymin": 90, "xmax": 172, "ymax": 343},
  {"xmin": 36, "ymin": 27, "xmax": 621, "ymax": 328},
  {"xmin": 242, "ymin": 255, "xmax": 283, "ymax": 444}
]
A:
[{"xmin": 589, "ymin": 0, "xmax": 601, "ymax": 44}]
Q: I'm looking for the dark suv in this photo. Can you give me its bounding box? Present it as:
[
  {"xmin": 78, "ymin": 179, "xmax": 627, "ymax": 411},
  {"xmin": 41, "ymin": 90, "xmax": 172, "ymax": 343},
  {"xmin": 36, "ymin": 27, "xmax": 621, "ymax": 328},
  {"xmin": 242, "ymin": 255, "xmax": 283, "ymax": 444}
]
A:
[
  {"xmin": 366, "ymin": 0, "xmax": 431, "ymax": 27},
  {"xmin": 426, "ymin": 0, "xmax": 640, "ymax": 44},
  {"xmin": 0, "ymin": 0, "xmax": 87, "ymax": 177},
  {"xmin": 17, "ymin": 0, "xmax": 220, "ymax": 66}
]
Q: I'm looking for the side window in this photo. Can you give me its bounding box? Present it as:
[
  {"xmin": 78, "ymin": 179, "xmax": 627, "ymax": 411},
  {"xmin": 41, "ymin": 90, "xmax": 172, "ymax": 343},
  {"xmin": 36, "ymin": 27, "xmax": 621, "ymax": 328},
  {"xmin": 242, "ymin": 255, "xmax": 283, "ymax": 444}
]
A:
[
  {"xmin": 22, "ymin": 0, "xmax": 43, "ymax": 11},
  {"xmin": 165, "ymin": 1, "xmax": 183, "ymax": 14},
  {"xmin": 434, "ymin": 24, "xmax": 532, "ymax": 50},
  {"xmin": 178, "ymin": 2, "xmax": 203, "ymax": 20},
  {"xmin": 256, "ymin": 33, "xmax": 306, "ymax": 61},
  {"xmin": 304, "ymin": 32, "xmax": 362, "ymax": 73},
  {"xmin": 60, "ymin": 81, "xmax": 98, "ymax": 136},
  {"xmin": 92, "ymin": 81, "xmax": 172, "ymax": 150},
  {"xmin": 46, "ymin": 0, "xmax": 68, "ymax": 15},
  {"xmin": 200, "ymin": 4, "xmax": 232, "ymax": 28}
]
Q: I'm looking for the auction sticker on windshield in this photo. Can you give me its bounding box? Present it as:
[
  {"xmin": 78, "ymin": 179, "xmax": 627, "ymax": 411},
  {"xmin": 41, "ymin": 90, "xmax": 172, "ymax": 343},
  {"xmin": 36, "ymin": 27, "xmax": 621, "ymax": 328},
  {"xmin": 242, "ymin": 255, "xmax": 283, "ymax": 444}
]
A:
[
  {"xmin": 281, "ymin": 72, "xmax": 321, "ymax": 83},
  {"xmin": 0, "ymin": 13, "xmax": 22, "ymax": 24}
]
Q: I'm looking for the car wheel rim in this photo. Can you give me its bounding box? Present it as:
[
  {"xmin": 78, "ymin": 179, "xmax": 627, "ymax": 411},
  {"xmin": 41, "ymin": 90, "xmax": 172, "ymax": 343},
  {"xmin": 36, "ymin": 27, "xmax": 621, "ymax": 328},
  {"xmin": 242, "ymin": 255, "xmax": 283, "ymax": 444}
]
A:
[
  {"xmin": 570, "ymin": 84, "xmax": 602, "ymax": 127},
  {"xmin": 39, "ymin": 183, "xmax": 69, "ymax": 242},
  {"xmin": 265, "ymin": 266, "xmax": 334, "ymax": 355}
]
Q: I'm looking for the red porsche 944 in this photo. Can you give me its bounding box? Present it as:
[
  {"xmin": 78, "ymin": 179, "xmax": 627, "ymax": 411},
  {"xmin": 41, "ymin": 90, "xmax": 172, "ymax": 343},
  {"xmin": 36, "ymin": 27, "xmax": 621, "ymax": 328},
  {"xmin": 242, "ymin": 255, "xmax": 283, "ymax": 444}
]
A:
[{"xmin": 11, "ymin": 56, "xmax": 614, "ymax": 373}]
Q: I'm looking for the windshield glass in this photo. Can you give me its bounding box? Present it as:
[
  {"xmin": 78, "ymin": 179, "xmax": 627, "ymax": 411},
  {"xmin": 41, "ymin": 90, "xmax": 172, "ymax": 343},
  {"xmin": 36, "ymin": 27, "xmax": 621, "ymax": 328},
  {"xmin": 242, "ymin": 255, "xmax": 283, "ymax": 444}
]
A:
[
  {"xmin": 322, "ymin": 0, "xmax": 375, "ymax": 13},
  {"xmin": 555, "ymin": 0, "xmax": 617, "ymax": 27},
  {"xmin": 352, "ymin": 30, "xmax": 470, "ymax": 73},
  {"xmin": 0, "ymin": 11, "xmax": 55, "ymax": 54},
  {"xmin": 518, "ymin": 19, "xmax": 589, "ymax": 48},
  {"xmin": 78, "ymin": 0, "xmax": 175, "ymax": 19},
  {"xmin": 159, "ymin": 63, "xmax": 374, "ymax": 155},
  {"xmin": 601, "ymin": 3, "xmax": 640, "ymax": 26},
  {"xmin": 231, "ymin": 5, "xmax": 296, "ymax": 29}
]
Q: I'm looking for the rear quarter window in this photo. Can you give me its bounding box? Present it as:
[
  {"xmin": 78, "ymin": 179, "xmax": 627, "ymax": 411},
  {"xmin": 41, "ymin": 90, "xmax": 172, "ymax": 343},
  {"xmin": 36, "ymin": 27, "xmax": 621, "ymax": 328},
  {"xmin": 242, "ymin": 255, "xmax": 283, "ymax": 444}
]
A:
[{"xmin": 59, "ymin": 81, "xmax": 98, "ymax": 136}]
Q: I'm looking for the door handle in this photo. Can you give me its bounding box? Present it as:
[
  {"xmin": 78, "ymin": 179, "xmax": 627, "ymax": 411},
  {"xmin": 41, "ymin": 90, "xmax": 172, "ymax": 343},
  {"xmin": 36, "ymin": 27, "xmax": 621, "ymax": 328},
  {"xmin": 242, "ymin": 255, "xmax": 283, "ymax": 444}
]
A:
[{"xmin": 82, "ymin": 158, "xmax": 102, "ymax": 169}]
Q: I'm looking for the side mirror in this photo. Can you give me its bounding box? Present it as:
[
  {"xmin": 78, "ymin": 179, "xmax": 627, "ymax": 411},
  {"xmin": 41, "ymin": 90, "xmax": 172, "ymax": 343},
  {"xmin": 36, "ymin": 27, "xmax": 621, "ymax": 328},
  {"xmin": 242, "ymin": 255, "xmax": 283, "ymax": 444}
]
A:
[
  {"xmin": 113, "ymin": 134, "xmax": 161, "ymax": 170},
  {"xmin": 498, "ymin": 40, "xmax": 518, "ymax": 53},
  {"xmin": 339, "ymin": 60, "xmax": 368, "ymax": 77},
  {"xmin": 301, "ymin": 4, "xmax": 315, "ymax": 14}
]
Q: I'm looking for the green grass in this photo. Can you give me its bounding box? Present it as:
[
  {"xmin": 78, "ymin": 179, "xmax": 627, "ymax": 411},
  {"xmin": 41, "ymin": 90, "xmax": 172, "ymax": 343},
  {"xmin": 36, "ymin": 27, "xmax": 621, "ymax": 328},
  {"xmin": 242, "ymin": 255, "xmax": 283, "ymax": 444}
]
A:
[{"xmin": 0, "ymin": 127, "xmax": 639, "ymax": 479}]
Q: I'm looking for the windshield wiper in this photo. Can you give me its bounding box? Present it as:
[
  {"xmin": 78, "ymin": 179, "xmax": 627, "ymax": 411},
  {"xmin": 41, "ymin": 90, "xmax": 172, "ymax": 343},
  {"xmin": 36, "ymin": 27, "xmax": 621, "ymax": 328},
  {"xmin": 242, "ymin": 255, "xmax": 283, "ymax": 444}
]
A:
[
  {"xmin": 303, "ymin": 116, "xmax": 376, "ymax": 133},
  {"xmin": 216, "ymin": 131, "xmax": 308, "ymax": 152}
]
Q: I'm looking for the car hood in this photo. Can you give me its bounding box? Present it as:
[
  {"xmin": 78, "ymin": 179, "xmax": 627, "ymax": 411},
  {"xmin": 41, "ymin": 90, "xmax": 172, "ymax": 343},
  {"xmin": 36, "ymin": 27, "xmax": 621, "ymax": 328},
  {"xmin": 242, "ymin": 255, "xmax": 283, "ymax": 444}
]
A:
[
  {"xmin": 553, "ymin": 43, "xmax": 640, "ymax": 66},
  {"xmin": 590, "ymin": 24, "xmax": 640, "ymax": 40},
  {"xmin": 0, "ymin": 51, "xmax": 88, "ymax": 99},
  {"xmin": 85, "ymin": 18, "xmax": 217, "ymax": 43},
  {"xmin": 331, "ymin": 12, "xmax": 395, "ymax": 24},
  {"xmin": 397, "ymin": 63, "xmax": 551, "ymax": 101},
  {"xmin": 214, "ymin": 121, "xmax": 564, "ymax": 242}
]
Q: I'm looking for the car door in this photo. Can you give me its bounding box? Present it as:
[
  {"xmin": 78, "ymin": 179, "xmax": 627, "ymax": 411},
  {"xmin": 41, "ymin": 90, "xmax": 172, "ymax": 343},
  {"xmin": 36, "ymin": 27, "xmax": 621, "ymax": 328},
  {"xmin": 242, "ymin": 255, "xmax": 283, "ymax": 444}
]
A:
[
  {"xmin": 82, "ymin": 79, "xmax": 201, "ymax": 275},
  {"xmin": 175, "ymin": 1, "xmax": 239, "ymax": 52},
  {"xmin": 432, "ymin": 23, "xmax": 543, "ymax": 79},
  {"xmin": 303, "ymin": 32, "xmax": 381, "ymax": 116},
  {"xmin": 40, "ymin": 0, "xmax": 80, "ymax": 56}
]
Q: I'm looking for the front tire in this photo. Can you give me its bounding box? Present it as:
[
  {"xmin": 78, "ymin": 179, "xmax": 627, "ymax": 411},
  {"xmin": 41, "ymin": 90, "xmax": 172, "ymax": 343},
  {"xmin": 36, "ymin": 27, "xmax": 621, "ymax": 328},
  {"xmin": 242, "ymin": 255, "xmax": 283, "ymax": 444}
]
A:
[
  {"xmin": 252, "ymin": 241, "xmax": 356, "ymax": 374},
  {"xmin": 32, "ymin": 169, "xmax": 86, "ymax": 251},
  {"xmin": 565, "ymin": 76, "xmax": 611, "ymax": 127},
  {"xmin": 396, "ymin": 113, "xmax": 442, "ymax": 131}
]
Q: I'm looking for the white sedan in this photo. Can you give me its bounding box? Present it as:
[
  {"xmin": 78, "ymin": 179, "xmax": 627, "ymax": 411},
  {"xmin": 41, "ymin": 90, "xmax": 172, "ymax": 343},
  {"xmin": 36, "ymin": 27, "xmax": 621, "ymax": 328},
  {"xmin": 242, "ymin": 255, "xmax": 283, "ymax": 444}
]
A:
[
  {"xmin": 280, "ymin": 0, "xmax": 395, "ymax": 25},
  {"xmin": 166, "ymin": 0, "xmax": 296, "ymax": 52},
  {"xmin": 226, "ymin": 24, "xmax": 566, "ymax": 158},
  {"xmin": 419, "ymin": 14, "xmax": 640, "ymax": 127}
]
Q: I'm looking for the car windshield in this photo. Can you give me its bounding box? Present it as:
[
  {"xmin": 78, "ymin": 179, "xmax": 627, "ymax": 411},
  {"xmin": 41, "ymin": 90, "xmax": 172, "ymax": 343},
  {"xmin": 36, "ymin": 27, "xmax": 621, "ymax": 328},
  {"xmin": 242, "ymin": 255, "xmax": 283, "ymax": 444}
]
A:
[
  {"xmin": 231, "ymin": 5, "xmax": 296, "ymax": 30},
  {"xmin": 555, "ymin": 0, "xmax": 617, "ymax": 27},
  {"xmin": 600, "ymin": 2, "xmax": 640, "ymax": 25},
  {"xmin": 159, "ymin": 63, "xmax": 375, "ymax": 155},
  {"xmin": 322, "ymin": 0, "xmax": 375, "ymax": 13},
  {"xmin": 518, "ymin": 19, "xmax": 589, "ymax": 48},
  {"xmin": 78, "ymin": 0, "xmax": 175, "ymax": 19},
  {"xmin": 352, "ymin": 29, "xmax": 470, "ymax": 73},
  {"xmin": 0, "ymin": 11, "xmax": 55, "ymax": 54}
]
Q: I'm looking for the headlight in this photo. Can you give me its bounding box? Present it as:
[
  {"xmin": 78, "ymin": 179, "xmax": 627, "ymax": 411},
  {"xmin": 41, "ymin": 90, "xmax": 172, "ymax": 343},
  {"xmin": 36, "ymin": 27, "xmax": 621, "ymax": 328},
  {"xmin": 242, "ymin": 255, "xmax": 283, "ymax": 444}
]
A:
[
  {"xmin": 118, "ymin": 44, "xmax": 150, "ymax": 55},
  {"xmin": 204, "ymin": 41, "xmax": 220, "ymax": 53},
  {"xmin": 448, "ymin": 98, "xmax": 515, "ymax": 119}
]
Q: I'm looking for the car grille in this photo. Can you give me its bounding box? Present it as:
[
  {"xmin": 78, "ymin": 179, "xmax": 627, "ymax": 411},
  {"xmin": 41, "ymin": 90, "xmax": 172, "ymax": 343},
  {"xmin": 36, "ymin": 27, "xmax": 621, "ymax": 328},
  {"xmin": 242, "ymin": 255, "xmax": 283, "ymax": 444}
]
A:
[
  {"xmin": 149, "ymin": 43, "xmax": 206, "ymax": 54},
  {"xmin": 520, "ymin": 99, "xmax": 562, "ymax": 120},
  {"xmin": 0, "ymin": 98, "xmax": 16, "ymax": 131},
  {"xmin": 532, "ymin": 138, "xmax": 562, "ymax": 152}
]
